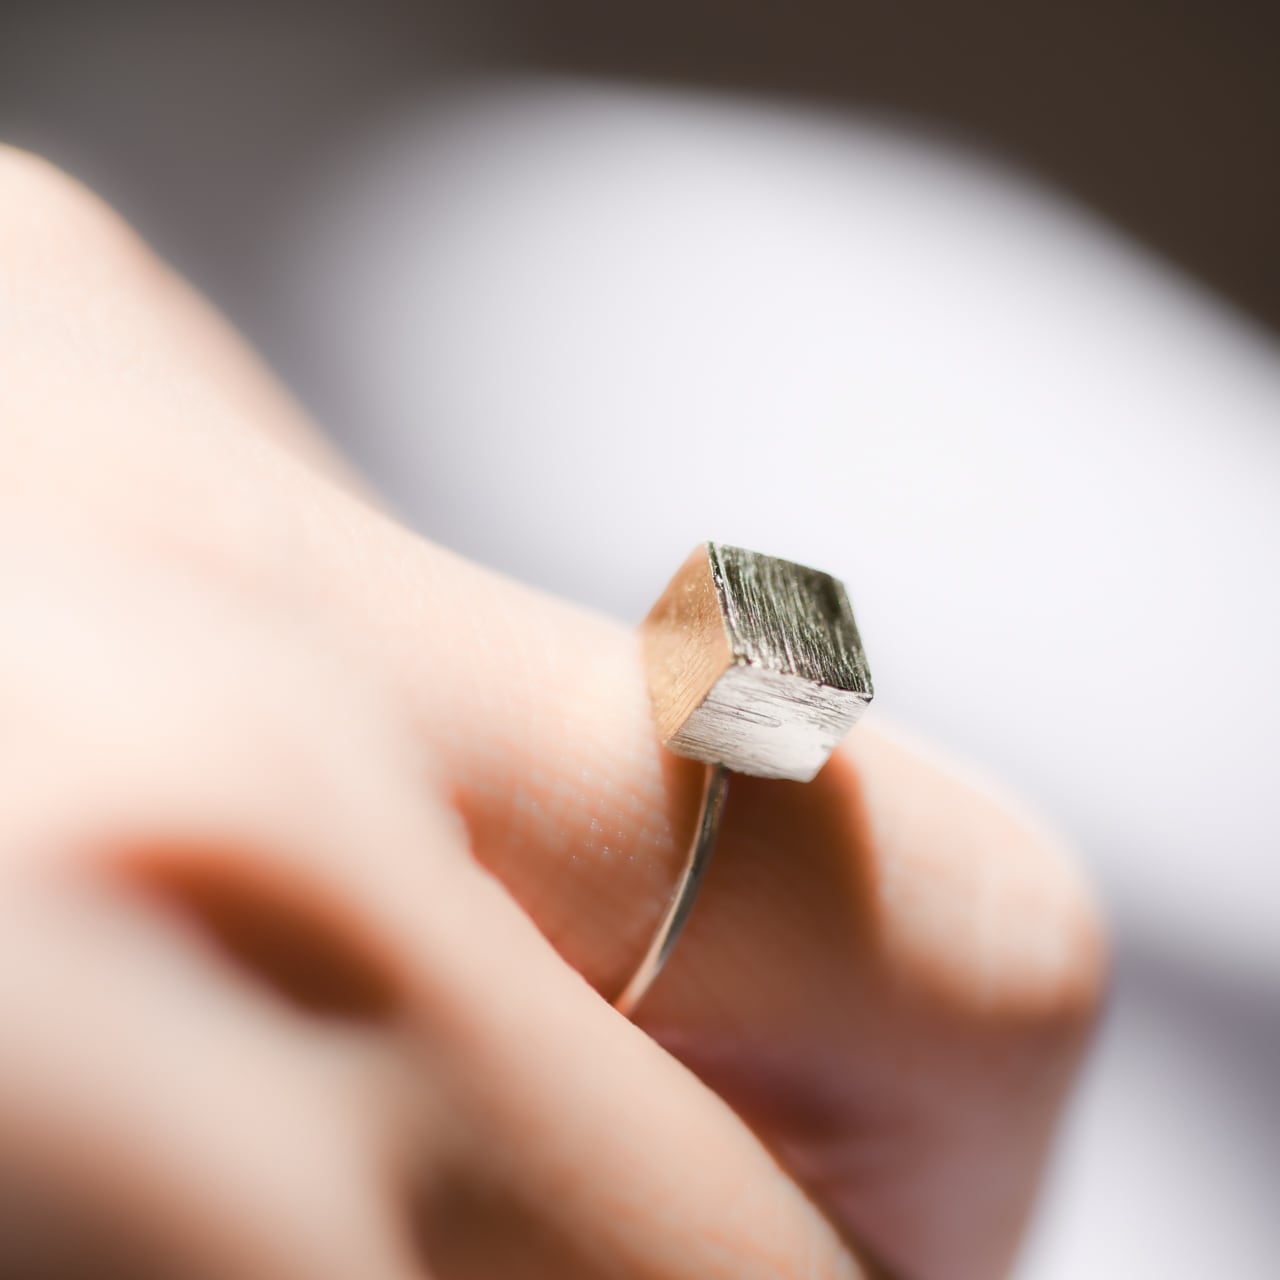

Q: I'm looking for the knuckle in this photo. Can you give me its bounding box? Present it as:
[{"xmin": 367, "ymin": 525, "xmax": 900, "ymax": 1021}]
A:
[
  {"xmin": 0, "ymin": 529, "xmax": 453, "ymax": 1027},
  {"xmin": 0, "ymin": 143, "xmax": 81, "ymax": 210},
  {"xmin": 0, "ymin": 144, "xmax": 157, "ymax": 295}
]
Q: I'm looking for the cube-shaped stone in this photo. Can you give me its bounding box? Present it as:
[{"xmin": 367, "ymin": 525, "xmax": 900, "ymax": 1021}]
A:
[{"xmin": 642, "ymin": 542, "xmax": 873, "ymax": 781}]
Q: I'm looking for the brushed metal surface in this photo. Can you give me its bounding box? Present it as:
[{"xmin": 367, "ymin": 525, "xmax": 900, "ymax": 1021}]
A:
[{"xmin": 643, "ymin": 542, "xmax": 873, "ymax": 781}]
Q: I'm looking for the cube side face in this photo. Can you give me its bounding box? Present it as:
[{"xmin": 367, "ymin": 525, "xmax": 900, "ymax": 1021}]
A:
[
  {"xmin": 708, "ymin": 543, "xmax": 873, "ymax": 699},
  {"xmin": 641, "ymin": 544, "xmax": 733, "ymax": 747},
  {"xmin": 671, "ymin": 662, "xmax": 871, "ymax": 781}
]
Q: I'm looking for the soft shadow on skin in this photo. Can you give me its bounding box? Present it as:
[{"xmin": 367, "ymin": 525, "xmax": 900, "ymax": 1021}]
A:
[
  {"xmin": 104, "ymin": 842, "xmax": 406, "ymax": 1024},
  {"xmin": 632, "ymin": 749, "xmax": 909, "ymax": 1278},
  {"xmin": 639, "ymin": 745, "xmax": 887, "ymax": 1131},
  {"xmin": 408, "ymin": 1165, "xmax": 607, "ymax": 1280},
  {"xmin": 0, "ymin": 1167, "xmax": 191, "ymax": 1280}
]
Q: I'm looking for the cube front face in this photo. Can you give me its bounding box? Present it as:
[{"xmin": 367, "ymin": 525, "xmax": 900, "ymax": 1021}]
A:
[{"xmin": 643, "ymin": 543, "xmax": 873, "ymax": 781}]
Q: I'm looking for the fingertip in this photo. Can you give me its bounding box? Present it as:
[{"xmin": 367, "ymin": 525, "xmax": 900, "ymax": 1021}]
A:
[{"xmin": 848, "ymin": 719, "xmax": 1110, "ymax": 1035}]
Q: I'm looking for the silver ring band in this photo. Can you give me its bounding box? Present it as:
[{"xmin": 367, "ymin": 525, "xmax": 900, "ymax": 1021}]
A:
[
  {"xmin": 615, "ymin": 542, "xmax": 873, "ymax": 1016},
  {"xmin": 613, "ymin": 762, "xmax": 729, "ymax": 1015}
]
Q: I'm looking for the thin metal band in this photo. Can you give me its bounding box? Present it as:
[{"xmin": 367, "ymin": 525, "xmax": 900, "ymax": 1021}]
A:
[{"xmin": 613, "ymin": 762, "xmax": 730, "ymax": 1016}]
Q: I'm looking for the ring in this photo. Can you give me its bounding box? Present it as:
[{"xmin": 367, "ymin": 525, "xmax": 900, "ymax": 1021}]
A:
[{"xmin": 614, "ymin": 542, "xmax": 874, "ymax": 1014}]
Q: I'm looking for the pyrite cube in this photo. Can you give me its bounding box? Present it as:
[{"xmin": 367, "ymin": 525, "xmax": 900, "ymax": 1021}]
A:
[{"xmin": 643, "ymin": 542, "xmax": 873, "ymax": 782}]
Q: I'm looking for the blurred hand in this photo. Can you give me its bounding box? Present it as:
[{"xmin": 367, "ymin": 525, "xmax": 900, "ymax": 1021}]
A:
[{"xmin": 0, "ymin": 147, "xmax": 1105, "ymax": 1280}]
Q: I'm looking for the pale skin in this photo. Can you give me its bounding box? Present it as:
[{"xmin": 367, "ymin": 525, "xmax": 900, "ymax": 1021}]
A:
[{"xmin": 0, "ymin": 147, "xmax": 1107, "ymax": 1280}]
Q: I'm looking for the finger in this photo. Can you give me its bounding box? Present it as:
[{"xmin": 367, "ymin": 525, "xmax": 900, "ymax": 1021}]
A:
[
  {"xmin": 390, "ymin": 816, "xmax": 874, "ymax": 1280},
  {"xmin": 336, "ymin": 535, "xmax": 1107, "ymax": 1280},
  {"xmin": 0, "ymin": 146, "xmax": 367, "ymax": 510},
  {"xmin": 0, "ymin": 526, "xmax": 867, "ymax": 1280},
  {"xmin": 2, "ymin": 856, "xmax": 872, "ymax": 1280},
  {"xmin": 0, "ymin": 530, "xmax": 437, "ymax": 1280},
  {"xmin": 0, "ymin": 885, "xmax": 420, "ymax": 1280}
]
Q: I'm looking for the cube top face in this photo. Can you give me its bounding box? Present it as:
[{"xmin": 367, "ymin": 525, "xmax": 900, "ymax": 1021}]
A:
[
  {"xmin": 710, "ymin": 543, "xmax": 872, "ymax": 695},
  {"xmin": 642, "ymin": 543, "xmax": 873, "ymax": 781}
]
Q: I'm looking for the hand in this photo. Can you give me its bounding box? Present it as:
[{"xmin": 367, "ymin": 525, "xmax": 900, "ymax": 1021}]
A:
[{"xmin": 0, "ymin": 148, "xmax": 1106, "ymax": 1280}]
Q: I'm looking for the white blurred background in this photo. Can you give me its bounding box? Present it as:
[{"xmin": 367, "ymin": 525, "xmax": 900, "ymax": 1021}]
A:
[{"xmin": 4, "ymin": 3, "xmax": 1279, "ymax": 1276}]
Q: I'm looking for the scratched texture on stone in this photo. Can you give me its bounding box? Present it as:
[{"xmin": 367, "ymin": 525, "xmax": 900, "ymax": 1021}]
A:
[{"xmin": 643, "ymin": 543, "xmax": 873, "ymax": 782}]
